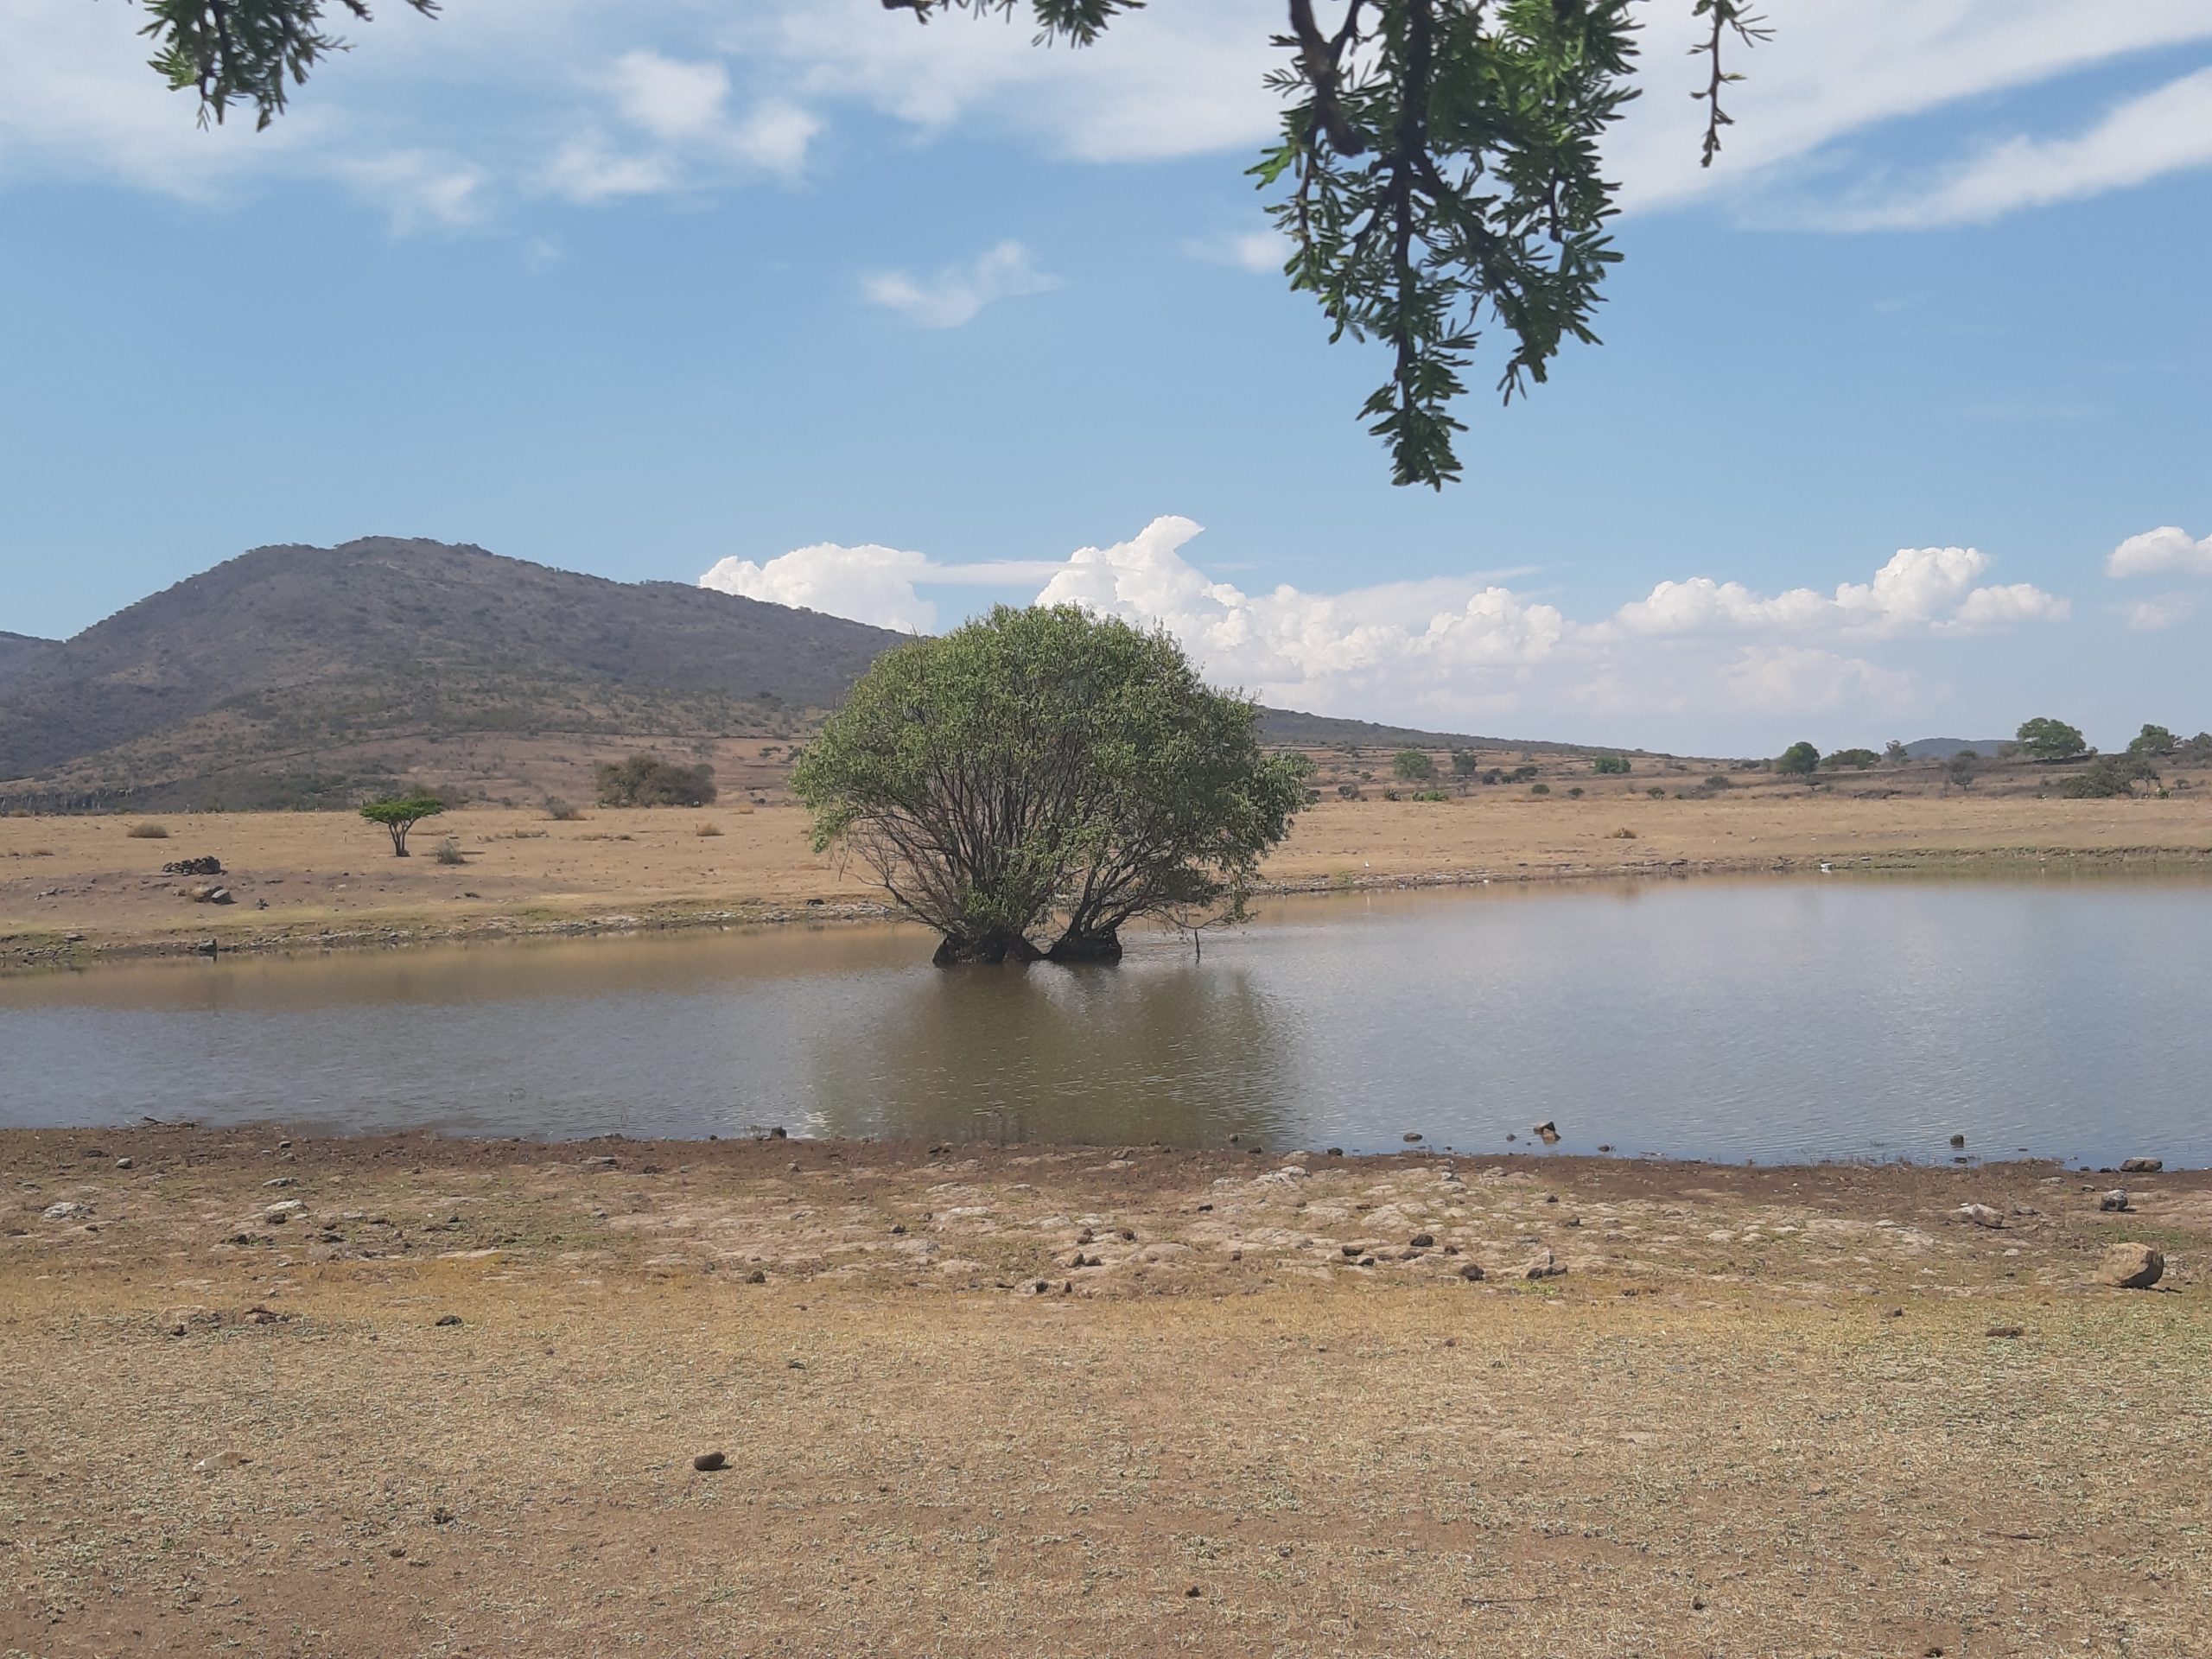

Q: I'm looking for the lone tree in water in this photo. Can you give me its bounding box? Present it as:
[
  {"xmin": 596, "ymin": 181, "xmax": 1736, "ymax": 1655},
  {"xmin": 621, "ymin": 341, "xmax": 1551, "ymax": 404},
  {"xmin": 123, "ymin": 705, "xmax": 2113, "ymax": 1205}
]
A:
[
  {"xmin": 794, "ymin": 606, "xmax": 1312, "ymax": 965},
  {"xmin": 359, "ymin": 792, "xmax": 444, "ymax": 856}
]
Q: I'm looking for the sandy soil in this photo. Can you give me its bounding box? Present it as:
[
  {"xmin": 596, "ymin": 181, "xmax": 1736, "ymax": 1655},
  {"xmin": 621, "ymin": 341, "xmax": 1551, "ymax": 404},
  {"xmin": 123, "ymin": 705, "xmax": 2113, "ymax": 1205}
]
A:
[
  {"xmin": 5, "ymin": 790, "xmax": 2209, "ymax": 970},
  {"xmin": 2, "ymin": 1130, "xmax": 2204, "ymax": 1656}
]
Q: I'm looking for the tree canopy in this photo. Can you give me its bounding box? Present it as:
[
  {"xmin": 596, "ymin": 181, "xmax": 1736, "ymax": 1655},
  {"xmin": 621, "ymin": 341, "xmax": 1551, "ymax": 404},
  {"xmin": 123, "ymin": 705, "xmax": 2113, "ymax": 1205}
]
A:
[
  {"xmin": 2127, "ymin": 723, "xmax": 2177, "ymax": 755},
  {"xmin": 792, "ymin": 605, "xmax": 1312, "ymax": 964},
  {"xmin": 2015, "ymin": 717, "xmax": 2089, "ymax": 762},
  {"xmin": 1774, "ymin": 741, "xmax": 1819, "ymax": 777},
  {"xmin": 359, "ymin": 791, "xmax": 443, "ymax": 855},
  {"xmin": 125, "ymin": 0, "xmax": 1769, "ymax": 489}
]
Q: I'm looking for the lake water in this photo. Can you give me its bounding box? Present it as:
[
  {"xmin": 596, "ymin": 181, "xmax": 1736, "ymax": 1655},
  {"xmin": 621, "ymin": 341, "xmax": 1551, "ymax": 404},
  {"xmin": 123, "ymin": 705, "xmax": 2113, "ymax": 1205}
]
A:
[{"xmin": 3, "ymin": 879, "xmax": 2206, "ymax": 1166}]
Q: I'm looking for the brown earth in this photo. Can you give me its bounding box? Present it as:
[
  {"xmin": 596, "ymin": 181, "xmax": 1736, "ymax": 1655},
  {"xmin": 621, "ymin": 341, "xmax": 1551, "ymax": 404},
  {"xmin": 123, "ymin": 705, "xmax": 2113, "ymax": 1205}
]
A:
[
  {"xmin": 4, "ymin": 788, "xmax": 2209, "ymax": 971},
  {"xmin": 3, "ymin": 1129, "xmax": 2205, "ymax": 1657}
]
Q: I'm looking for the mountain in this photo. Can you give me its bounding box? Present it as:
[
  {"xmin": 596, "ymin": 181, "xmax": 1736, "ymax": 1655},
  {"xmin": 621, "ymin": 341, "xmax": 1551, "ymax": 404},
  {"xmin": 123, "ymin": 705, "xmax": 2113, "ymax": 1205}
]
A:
[
  {"xmin": 1900, "ymin": 737, "xmax": 2012, "ymax": 760},
  {"xmin": 0, "ymin": 631, "xmax": 58, "ymax": 695},
  {"xmin": 1257, "ymin": 706, "xmax": 1618, "ymax": 756},
  {"xmin": 0, "ymin": 537, "xmax": 909, "ymax": 809}
]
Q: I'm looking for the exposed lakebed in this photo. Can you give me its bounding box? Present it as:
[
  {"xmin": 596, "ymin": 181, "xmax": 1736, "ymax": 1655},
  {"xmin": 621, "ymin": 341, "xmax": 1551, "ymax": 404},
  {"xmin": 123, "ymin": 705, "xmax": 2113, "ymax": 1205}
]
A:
[{"xmin": 3, "ymin": 878, "xmax": 2206, "ymax": 1166}]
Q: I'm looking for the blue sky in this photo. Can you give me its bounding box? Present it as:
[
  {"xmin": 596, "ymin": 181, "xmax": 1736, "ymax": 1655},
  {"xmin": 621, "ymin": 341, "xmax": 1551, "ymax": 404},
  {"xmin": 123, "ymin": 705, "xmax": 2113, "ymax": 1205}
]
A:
[{"xmin": 1, "ymin": 0, "xmax": 2209, "ymax": 754}]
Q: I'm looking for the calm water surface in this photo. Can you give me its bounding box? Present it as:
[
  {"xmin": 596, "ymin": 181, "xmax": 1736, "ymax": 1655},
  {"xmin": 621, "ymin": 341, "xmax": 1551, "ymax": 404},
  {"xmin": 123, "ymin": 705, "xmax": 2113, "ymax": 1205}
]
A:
[{"xmin": 3, "ymin": 879, "xmax": 2206, "ymax": 1166}]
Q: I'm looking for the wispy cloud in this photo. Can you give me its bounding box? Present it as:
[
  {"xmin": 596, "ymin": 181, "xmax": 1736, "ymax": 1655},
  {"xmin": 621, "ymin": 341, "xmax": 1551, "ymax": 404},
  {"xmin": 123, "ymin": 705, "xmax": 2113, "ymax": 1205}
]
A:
[
  {"xmin": 2123, "ymin": 594, "xmax": 2197, "ymax": 632},
  {"xmin": 1815, "ymin": 65, "xmax": 2212, "ymax": 230},
  {"xmin": 1182, "ymin": 227, "xmax": 1287, "ymax": 274},
  {"xmin": 337, "ymin": 150, "xmax": 490, "ymax": 232},
  {"xmin": 862, "ymin": 240, "xmax": 1062, "ymax": 329}
]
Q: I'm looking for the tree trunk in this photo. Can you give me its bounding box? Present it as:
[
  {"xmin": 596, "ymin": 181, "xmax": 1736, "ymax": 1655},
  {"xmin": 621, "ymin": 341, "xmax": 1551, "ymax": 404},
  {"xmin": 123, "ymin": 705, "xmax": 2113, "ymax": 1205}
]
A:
[
  {"xmin": 931, "ymin": 931, "xmax": 1044, "ymax": 967},
  {"xmin": 1046, "ymin": 929, "xmax": 1123, "ymax": 964}
]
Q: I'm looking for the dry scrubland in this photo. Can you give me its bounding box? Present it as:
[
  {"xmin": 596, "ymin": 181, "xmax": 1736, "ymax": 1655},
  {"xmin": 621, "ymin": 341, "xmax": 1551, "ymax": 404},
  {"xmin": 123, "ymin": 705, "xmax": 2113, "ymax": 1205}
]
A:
[
  {"xmin": 2, "ymin": 1131, "xmax": 2207, "ymax": 1656},
  {"xmin": 4, "ymin": 781, "xmax": 2210, "ymax": 969}
]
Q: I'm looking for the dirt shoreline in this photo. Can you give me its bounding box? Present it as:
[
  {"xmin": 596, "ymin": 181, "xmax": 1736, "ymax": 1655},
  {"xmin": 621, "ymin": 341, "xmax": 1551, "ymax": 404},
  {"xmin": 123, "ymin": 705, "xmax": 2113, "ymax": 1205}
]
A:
[
  {"xmin": 5, "ymin": 794, "xmax": 2209, "ymax": 972},
  {"xmin": 3, "ymin": 1127, "xmax": 2204, "ymax": 1656}
]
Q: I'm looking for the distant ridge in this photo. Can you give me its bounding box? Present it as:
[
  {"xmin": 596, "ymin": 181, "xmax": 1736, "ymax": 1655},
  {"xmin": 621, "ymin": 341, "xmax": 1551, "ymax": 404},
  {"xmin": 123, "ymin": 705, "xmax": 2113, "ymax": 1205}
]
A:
[
  {"xmin": 1900, "ymin": 736, "xmax": 2011, "ymax": 760},
  {"xmin": 0, "ymin": 537, "xmax": 908, "ymax": 808},
  {"xmin": 0, "ymin": 537, "xmax": 1669, "ymax": 810}
]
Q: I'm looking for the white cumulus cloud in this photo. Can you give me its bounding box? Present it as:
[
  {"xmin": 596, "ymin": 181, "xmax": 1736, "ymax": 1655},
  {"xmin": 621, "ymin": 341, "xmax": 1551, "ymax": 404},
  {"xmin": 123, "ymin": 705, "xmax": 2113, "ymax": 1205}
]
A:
[
  {"xmin": 2107, "ymin": 524, "xmax": 2212, "ymax": 579},
  {"xmin": 2123, "ymin": 594, "xmax": 2197, "ymax": 632},
  {"xmin": 863, "ymin": 240, "xmax": 1062, "ymax": 328},
  {"xmin": 698, "ymin": 515, "xmax": 2071, "ymax": 738}
]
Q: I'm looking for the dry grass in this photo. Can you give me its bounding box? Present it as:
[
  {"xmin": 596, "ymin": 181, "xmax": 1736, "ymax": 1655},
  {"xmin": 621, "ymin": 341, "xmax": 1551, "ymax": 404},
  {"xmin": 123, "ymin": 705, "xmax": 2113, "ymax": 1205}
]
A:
[
  {"xmin": 3, "ymin": 792, "xmax": 2209, "ymax": 970},
  {"xmin": 2, "ymin": 1129, "xmax": 2207, "ymax": 1656},
  {"xmin": 123, "ymin": 822, "xmax": 168, "ymax": 839}
]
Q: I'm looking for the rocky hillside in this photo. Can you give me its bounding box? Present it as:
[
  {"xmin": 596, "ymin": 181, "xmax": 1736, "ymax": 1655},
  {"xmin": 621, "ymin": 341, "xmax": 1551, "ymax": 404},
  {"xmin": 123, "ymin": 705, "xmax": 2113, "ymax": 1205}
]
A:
[
  {"xmin": 0, "ymin": 538, "xmax": 909, "ymax": 810},
  {"xmin": 0, "ymin": 631, "xmax": 57, "ymax": 696}
]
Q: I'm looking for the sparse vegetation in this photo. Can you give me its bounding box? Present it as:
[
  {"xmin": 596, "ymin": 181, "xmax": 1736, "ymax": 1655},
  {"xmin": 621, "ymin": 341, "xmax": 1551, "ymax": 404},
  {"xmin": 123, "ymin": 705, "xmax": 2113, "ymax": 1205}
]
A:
[
  {"xmin": 124, "ymin": 821, "xmax": 170, "ymax": 838},
  {"xmin": 1529, "ymin": 783, "xmax": 1551, "ymax": 795},
  {"xmin": 595, "ymin": 753, "xmax": 718, "ymax": 808},
  {"xmin": 1822, "ymin": 748, "xmax": 1879, "ymax": 770},
  {"xmin": 1592, "ymin": 753, "xmax": 1630, "ymax": 775},
  {"xmin": 1704, "ymin": 774, "xmax": 1733, "ymax": 791},
  {"xmin": 544, "ymin": 797, "xmax": 584, "ymax": 821},
  {"xmin": 2128, "ymin": 724, "xmax": 2177, "ymax": 756},
  {"xmin": 1392, "ymin": 749, "xmax": 1435, "ymax": 782},
  {"xmin": 432, "ymin": 836, "xmax": 466, "ymax": 866},
  {"xmin": 694, "ymin": 820, "xmax": 724, "ymax": 837},
  {"xmin": 1609, "ymin": 825, "xmax": 1638, "ymax": 838},
  {"xmin": 2060, "ymin": 753, "xmax": 2160, "ymax": 799}
]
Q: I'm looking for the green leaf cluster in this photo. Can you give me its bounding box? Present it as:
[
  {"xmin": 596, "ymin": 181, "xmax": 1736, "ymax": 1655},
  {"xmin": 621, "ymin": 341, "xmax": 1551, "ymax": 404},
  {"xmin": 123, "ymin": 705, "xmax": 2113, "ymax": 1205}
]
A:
[
  {"xmin": 594, "ymin": 753, "xmax": 718, "ymax": 808},
  {"xmin": 358, "ymin": 791, "xmax": 443, "ymax": 855},
  {"xmin": 792, "ymin": 605, "xmax": 1311, "ymax": 963},
  {"xmin": 1774, "ymin": 741, "xmax": 1820, "ymax": 777},
  {"xmin": 135, "ymin": 0, "xmax": 439, "ymax": 130},
  {"xmin": 2014, "ymin": 717, "xmax": 2089, "ymax": 762}
]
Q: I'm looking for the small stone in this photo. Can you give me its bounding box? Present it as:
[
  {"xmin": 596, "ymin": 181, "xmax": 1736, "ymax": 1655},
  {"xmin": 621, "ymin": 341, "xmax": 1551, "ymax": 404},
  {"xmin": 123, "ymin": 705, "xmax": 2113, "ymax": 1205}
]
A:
[
  {"xmin": 1185, "ymin": 1586, "xmax": 1202, "ymax": 1599},
  {"xmin": 1326, "ymin": 1147, "xmax": 1344, "ymax": 1157},
  {"xmin": 693, "ymin": 1451, "xmax": 728, "ymax": 1472},
  {"xmin": 264, "ymin": 1200, "xmax": 305, "ymax": 1224},
  {"xmin": 1563, "ymin": 1215, "xmax": 1583, "ymax": 1228},
  {"xmin": 435, "ymin": 1313, "xmax": 462, "ymax": 1327},
  {"xmin": 1459, "ymin": 1263, "xmax": 1486, "ymax": 1282},
  {"xmin": 193, "ymin": 1451, "xmax": 250, "ymax": 1475},
  {"xmin": 1340, "ymin": 1243, "xmax": 1363, "ymax": 1259},
  {"xmin": 1948, "ymin": 1133, "xmax": 1967, "ymax": 1148},
  {"xmin": 1955, "ymin": 1203, "xmax": 2003, "ymax": 1229},
  {"xmin": 2099, "ymin": 1191, "xmax": 2130, "ymax": 1212},
  {"xmin": 746, "ymin": 1270, "xmax": 766, "ymax": 1284},
  {"xmin": 2095, "ymin": 1243, "xmax": 2164, "ymax": 1289},
  {"xmin": 1523, "ymin": 1249, "xmax": 1566, "ymax": 1281},
  {"xmin": 768, "ymin": 1127, "xmax": 787, "ymax": 1140},
  {"xmin": 890, "ymin": 1223, "xmax": 906, "ymax": 1235},
  {"xmin": 41, "ymin": 1202, "xmax": 90, "ymax": 1222},
  {"xmin": 114, "ymin": 1157, "xmax": 134, "ymax": 1171},
  {"xmin": 1410, "ymin": 1233, "xmax": 1434, "ymax": 1249},
  {"xmin": 1693, "ymin": 1597, "xmax": 1707, "ymax": 1611},
  {"xmin": 1533, "ymin": 1121, "xmax": 1560, "ymax": 1145},
  {"xmin": 1402, "ymin": 1132, "xmax": 1423, "ymax": 1143},
  {"xmin": 1984, "ymin": 1325, "xmax": 2024, "ymax": 1339},
  {"xmin": 2120, "ymin": 1157, "xmax": 2164, "ymax": 1173}
]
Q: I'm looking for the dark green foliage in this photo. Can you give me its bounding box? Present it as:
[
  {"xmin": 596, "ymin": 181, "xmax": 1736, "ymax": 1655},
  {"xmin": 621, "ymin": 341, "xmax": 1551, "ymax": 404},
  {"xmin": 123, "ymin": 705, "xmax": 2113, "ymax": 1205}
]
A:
[
  {"xmin": 1775, "ymin": 741, "xmax": 1820, "ymax": 777},
  {"xmin": 1946, "ymin": 752, "xmax": 1978, "ymax": 789},
  {"xmin": 1450, "ymin": 748, "xmax": 1478, "ymax": 776},
  {"xmin": 1592, "ymin": 754, "xmax": 1630, "ymax": 775},
  {"xmin": 2059, "ymin": 754, "xmax": 2160, "ymax": 799},
  {"xmin": 594, "ymin": 753, "xmax": 718, "ymax": 808},
  {"xmin": 793, "ymin": 605, "xmax": 1311, "ymax": 964},
  {"xmin": 1703, "ymin": 774, "xmax": 1732, "ymax": 791},
  {"xmin": 1822, "ymin": 747, "xmax": 1879, "ymax": 770},
  {"xmin": 1529, "ymin": 782, "xmax": 1550, "ymax": 795},
  {"xmin": 136, "ymin": 0, "xmax": 440, "ymax": 129},
  {"xmin": 359, "ymin": 792, "xmax": 443, "ymax": 856},
  {"xmin": 1336, "ymin": 781, "xmax": 1363, "ymax": 800},
  {"xmin": 135, "ymin": 1, "xmax": 1769, "ymax": 489},
  {"xmin": 2015, "ymin": 717, "xmax": 2089, "ymax": 761},
  {"xmin": 2128, "ymin": 724, "xmax": 2177, "ymax": 755},
  {"xmin": 1392, "ymin": 749, "xmax": 1435, "ymax": 781}
]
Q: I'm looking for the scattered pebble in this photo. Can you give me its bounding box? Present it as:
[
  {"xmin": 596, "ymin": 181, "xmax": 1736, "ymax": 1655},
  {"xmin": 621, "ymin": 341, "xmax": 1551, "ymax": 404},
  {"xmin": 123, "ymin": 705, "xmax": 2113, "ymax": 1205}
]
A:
[
  {"xmin": 435, "ymin": 1313, "xmax": 462, "ymax": 1327},
  {"xmin": 693, "ymin": 1451, "xmax": 728, "ymax": 1472}
]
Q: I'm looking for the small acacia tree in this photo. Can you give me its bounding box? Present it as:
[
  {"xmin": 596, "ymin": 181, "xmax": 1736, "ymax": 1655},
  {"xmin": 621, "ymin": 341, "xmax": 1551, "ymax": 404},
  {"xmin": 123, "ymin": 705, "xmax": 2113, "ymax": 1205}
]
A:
[
  {"xmin": 359, "ymin": 792, "xmax": 443, "ymax": 856},
  {"xmin": 794, "ymin": 606, "xmax": 1312, "ymax": 965},
  {"xmin": 1392, "ymin": 749, "xmax": 1435, "ymax": 782}
]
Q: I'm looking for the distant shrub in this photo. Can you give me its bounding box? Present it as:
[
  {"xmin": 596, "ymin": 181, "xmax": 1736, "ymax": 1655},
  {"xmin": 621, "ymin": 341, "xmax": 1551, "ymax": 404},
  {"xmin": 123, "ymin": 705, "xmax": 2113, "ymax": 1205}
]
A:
[
  {"xmin": 1609, "ymin": 826, "xmax": 1638, "ymax": 838},
  {"xmin": 125, "ymin": 822, "xmax": 170, "ymax": 839},
  {"xmin": 1450, "ymin": 750, "xmax": 1478, "ymax": 777},
  {"xmin": 1592, "ymin": 753, "xmax": 1630, "ymax": 775},
  {"xmin": 1704, "ymin": 774, "xmax": 1732, "ymax": 790},
  {"xmin": 1823, "ymin": 747, "xmax": 1880, "ymax": 770},
  {"xmin": 695, "ymin": 820, "xmax": 724, "ymax": 837},
  {"xmin": 2060, "ymin": 754, "xmax": 2160, "ymax": 799},
  {"xmin": 1647, "ymin": 786, "xmax": 1666, "ymax": 798},
  {"xmin": 1776, "ymin": 741, "xmax": 1821, "ymax": 777},
  {"xmin": 596, "ymin": 753, "xmax": 718, "ymax": 808},
  {"xmin": 1392, "ymin": 749, "xmax": 1435, "ymax": 782},
  {"xmin": 544, "ymin": 798, "xmax": 584, "ymax": 821},
  {"xmin": 1412, "ymin": 789, "xmax": 1449, "ymax": 803},
  {"xmin": 1529, "ymin": 783, "xmax": 1551, "ymax": 795},
  {"xmin": 1335, "ymin": 782, "xmax": 1363, "ymax": 800},
  {"xmin": 432, "ymin": 837, "xmax": 466, "ymax": 866}
]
